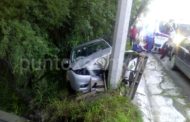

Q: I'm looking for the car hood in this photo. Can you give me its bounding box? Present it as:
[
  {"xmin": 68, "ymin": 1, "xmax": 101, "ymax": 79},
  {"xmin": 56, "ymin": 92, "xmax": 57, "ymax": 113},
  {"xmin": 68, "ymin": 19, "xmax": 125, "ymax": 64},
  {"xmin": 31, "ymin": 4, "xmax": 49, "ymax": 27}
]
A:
[{"xmin": 71, "ymin": 48, "xmax": 112, "ymax": 70}]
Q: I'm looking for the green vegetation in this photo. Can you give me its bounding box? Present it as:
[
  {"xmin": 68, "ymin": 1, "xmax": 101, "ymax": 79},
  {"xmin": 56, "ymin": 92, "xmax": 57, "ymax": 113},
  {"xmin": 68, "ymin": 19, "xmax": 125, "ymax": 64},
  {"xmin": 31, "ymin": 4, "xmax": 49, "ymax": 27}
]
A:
[
  {"xmin": 0, "ymin": 0, "xmax": 147, "ymax": 121},
  {"xmin": 130, "ymin": 0, "xmax": 150, "ymax": 25},
  {"xmin": 0, "ymin": 0, "xmax": 116, "ymax": 114},
  {"xmin": 45, "ymin": 92, "xmax": 142, "ymax": 122}
]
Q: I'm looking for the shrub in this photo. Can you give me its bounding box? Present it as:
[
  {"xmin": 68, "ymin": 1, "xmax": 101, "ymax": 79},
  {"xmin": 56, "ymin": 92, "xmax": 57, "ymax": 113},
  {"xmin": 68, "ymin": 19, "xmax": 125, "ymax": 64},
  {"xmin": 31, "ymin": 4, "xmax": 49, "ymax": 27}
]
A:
[{"xmin": 45, "ymin": 92, "xmax": 142, "ymax": 122}]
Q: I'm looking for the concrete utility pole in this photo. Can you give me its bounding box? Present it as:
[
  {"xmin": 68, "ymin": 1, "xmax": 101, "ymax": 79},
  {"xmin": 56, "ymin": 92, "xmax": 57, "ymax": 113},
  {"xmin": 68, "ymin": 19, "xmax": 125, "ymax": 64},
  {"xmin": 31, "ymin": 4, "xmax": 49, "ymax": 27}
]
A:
[{"xmin": 108, "ymin": 0, "xmax": 133, "ymax": 89}]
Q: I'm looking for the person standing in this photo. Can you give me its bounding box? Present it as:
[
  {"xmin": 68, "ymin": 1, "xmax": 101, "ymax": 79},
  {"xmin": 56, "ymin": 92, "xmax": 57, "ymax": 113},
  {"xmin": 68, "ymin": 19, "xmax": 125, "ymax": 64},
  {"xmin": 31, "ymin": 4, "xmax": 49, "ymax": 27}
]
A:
[
  {"xmin": 129, "ymin": 25, "xmax": 138, "ymax": 46},
  {"xmin": 160, "ymin": 37, "xmax": 173, "ymax": 59}
]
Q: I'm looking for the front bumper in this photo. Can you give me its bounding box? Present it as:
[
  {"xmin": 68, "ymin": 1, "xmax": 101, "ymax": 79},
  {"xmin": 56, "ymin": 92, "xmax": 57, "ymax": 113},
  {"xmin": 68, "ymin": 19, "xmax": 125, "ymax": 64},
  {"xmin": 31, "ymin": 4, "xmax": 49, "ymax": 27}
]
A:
[
  {"xmin": 67, "ymin": 70, "xmax": 91, "ymax": 92},
  {"xmin": 67, "ymin": 70, "xmax": 103, "ymax": 92}
]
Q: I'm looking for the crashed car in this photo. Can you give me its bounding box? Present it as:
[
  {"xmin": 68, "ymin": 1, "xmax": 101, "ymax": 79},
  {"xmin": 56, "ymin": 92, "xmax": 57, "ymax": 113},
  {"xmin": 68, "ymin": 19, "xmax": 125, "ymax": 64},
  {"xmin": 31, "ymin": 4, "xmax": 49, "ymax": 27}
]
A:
[
  {"xmin": 66, "ymin": 38, "xmax": 142, "ymax": 93},
  {"xmin": 66, "ymin": 39, "xmax": 112, "ymax": 92}
]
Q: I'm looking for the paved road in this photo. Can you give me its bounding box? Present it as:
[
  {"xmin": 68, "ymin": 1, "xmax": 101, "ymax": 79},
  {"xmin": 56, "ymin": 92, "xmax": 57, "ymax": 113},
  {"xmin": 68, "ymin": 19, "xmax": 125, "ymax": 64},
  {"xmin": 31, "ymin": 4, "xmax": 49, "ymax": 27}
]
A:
[
  {"xmin": 154, "ymin": 54, "xmax": 190, "ymax": 100},
  {"xmin": 134, "ymin": 54, "xmax": 190, "ymax": 122}
]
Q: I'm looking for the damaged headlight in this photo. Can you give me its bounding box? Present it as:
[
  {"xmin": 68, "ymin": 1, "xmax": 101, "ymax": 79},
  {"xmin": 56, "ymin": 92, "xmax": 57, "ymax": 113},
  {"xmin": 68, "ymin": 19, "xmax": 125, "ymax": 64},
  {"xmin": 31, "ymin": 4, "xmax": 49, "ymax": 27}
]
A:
[
  {"xmin": 73, "ymin": 68, "xmax": 90, "ymax": 75},
  {"xmin": 95, "ymin": 57, "xmax": 107, "ymax": 69}
]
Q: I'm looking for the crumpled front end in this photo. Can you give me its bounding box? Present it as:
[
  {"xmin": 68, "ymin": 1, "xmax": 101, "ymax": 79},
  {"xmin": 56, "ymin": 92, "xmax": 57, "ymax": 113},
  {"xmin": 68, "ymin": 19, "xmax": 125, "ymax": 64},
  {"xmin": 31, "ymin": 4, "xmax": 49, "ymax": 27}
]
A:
[
  {"xmin": 67, "ymin": 39, "xmax": 111, "ymax": 92},
  {"xmin": 67, "ymin": 70, "xmax": 91, "ymax": 92}
]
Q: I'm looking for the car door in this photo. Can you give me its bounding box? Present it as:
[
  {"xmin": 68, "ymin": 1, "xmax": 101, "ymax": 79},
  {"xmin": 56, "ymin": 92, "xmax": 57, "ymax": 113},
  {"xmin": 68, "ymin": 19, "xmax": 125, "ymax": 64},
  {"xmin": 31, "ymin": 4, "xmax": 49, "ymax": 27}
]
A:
[
  {"xmin": 184, "ymin": 44, "xmax": 190, "ymax": 66},
  {"xmin": 178, "ymin": 39, "xmax": 190, "ymax": 78},
  {"xmin": 177, "ymin": 41, "xmax": 186, "ymax": 61},
  {"xmin": 183, "ymin": 40, "xmax": 190, "ymax": 78},
  {"xmin": 180, "ymin": 39, "xmax": 190, "ymax": 63}
]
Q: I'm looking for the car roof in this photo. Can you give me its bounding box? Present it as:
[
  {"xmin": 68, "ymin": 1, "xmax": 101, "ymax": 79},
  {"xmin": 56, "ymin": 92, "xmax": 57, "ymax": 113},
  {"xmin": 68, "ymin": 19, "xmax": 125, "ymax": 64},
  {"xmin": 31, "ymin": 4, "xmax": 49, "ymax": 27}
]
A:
[{"xmin": 73, "ymin": 38, "xmax": 111, "ymax": 49}]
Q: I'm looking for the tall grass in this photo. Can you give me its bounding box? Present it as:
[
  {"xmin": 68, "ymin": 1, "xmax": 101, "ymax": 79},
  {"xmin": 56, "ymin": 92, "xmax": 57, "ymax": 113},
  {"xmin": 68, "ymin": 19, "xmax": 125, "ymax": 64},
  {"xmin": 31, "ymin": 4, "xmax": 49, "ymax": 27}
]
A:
[{"xmin": 45, "ymin": 92, "xmax": 142, "ymax": 122}]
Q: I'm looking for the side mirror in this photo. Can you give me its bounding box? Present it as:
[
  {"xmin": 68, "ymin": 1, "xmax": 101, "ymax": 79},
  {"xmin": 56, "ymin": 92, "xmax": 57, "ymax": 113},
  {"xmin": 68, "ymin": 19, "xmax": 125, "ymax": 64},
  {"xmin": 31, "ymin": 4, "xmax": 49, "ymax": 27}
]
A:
[{"xmin": 62, "ymin": 59, "xmax": 70, "ymax": 70}]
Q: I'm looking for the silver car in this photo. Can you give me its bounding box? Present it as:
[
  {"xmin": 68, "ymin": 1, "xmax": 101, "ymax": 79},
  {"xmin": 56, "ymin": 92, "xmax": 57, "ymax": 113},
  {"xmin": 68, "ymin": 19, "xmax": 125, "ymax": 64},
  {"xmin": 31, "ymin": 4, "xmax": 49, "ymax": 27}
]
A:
[
  {"xmin": 170, "ymin": 38, "xmax": 190, "ymax": 79},
  {"xmin": 67, "ymin": 39, "xmax": 112, "ymax": 92}
]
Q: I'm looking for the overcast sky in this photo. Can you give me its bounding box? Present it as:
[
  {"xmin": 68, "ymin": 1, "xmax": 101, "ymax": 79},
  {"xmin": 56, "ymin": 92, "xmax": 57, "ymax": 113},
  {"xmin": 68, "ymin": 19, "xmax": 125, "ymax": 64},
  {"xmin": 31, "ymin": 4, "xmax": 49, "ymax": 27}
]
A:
[{"xmin": 146, "ymin": 0, "xmax": 190, "ymax": 23}]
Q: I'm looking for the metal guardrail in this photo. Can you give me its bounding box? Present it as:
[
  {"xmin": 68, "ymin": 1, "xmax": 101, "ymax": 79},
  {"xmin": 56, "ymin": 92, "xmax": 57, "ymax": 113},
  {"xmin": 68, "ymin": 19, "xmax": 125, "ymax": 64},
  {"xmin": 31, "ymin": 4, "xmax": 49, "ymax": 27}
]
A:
[
  {"xmin": 128, "ymin": 53, "xmax": 148, "ymax": 99},
  {"xmin": 120, "ymin": 52, "xmax": 148, "ymax": 100}
]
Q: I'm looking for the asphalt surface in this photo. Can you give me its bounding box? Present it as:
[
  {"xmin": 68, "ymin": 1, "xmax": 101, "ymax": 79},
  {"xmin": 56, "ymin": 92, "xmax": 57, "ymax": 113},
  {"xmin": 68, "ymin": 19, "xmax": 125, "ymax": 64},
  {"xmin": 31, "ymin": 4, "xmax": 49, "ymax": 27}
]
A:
[
  {"xmin": 134, "ymin": 54, "xmax": 190, "ymax": 122},
  {"xmin": 153, "ymin": 54, "xmax": 190, "ymax": 102}
]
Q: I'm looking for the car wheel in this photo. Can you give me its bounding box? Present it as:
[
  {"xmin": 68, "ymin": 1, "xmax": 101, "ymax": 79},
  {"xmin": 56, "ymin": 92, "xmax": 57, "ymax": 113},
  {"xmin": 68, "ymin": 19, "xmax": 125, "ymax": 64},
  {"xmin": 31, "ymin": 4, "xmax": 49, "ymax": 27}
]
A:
[{"xmin": 170, "ymin": 55, "xmax": 177, "ymax": 70}]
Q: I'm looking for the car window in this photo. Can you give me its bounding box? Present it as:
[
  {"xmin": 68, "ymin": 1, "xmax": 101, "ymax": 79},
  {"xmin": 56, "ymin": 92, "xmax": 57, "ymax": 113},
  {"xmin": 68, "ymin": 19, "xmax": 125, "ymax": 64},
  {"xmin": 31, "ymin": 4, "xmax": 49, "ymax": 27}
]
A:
[
  {"xmin": 177, "ymin": 24, "xmax": 190, "ymax": 37},
  {"xmin": 72, "ymin": 41, "xmax": 110, "ymax": 62},
  {"xmin": 180, "ymin": 39, "xmax": 190, "ymax": 51}
]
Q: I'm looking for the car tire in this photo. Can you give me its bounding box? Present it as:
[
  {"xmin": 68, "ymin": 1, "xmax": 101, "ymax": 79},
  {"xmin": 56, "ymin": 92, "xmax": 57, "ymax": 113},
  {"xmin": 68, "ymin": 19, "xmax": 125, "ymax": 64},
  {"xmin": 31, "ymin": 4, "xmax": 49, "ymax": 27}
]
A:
[{"xmin": 170, "ymin": 55, "xmax": 177, "ymax": 70}]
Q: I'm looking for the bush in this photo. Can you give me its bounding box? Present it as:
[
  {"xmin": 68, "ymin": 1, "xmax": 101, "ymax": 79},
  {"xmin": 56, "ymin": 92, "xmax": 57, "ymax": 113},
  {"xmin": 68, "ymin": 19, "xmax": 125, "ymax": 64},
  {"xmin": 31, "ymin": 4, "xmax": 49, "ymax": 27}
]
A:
[
  {"xmin": 45, "ymin": 92, "xmax": 142, "ymax": 122},
  {"xmin": 0, "ymin": 0, "xmax": 117, "ymax": 118},
  {"xmin": 0, "ymin": 79, "xmax": 27, "ymax": 115}
]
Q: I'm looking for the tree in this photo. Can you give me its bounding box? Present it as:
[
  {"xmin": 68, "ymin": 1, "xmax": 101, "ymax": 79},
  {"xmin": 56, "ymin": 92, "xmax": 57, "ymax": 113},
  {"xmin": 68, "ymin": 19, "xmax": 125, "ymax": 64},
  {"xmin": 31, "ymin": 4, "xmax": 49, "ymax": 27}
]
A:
[
  {"xmin": 130, "ymin": 0, "xmax": 150, "ymax": 25},
  {"xmin": 0, "ymin": 0, "xmax": 118, "ymax": 116}
]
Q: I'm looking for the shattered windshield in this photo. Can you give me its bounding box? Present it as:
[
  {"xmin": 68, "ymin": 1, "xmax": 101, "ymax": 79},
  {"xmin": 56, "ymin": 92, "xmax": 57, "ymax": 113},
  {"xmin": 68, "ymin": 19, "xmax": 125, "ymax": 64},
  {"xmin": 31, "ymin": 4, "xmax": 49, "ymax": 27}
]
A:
[{"xmin": 72, "ymin": 40, "xmax": 110, "ymax": 62}]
